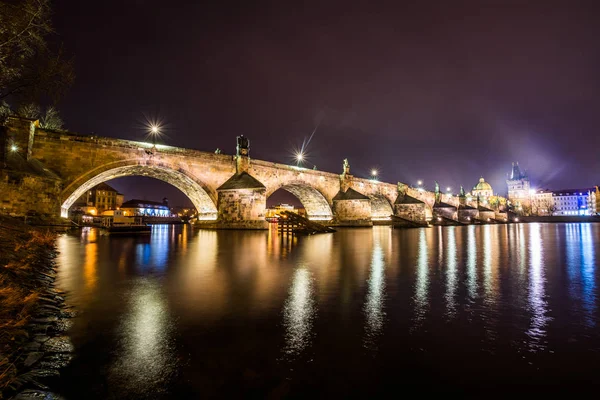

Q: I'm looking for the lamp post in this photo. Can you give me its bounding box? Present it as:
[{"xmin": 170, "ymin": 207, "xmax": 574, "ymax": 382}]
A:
[
  {"xmin": 371, "ymin": 169, "xmax": 378, "ymax": 180},
  {"xmin": 149, "ymin": 125, "xmax": 160, "ymax": 147}
]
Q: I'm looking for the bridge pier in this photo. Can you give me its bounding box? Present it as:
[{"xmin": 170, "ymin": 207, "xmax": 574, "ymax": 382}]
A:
[{"xmin": 214, "ymin": 135, "xmax": 268, "ymax": 229}]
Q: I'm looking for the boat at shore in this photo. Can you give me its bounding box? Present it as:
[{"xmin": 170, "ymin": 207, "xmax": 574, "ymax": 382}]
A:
[{"xmin": 100, "ymin": 210, "xmax": 151, "ymax": 235}]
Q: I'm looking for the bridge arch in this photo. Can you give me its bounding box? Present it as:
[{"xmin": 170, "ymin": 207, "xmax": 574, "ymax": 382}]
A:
[
  {"xmin": 267, "ymin": 182, "xmax": 333, "ymax": 221},
  {"xmin": 60, "ymin": 162, "xmax": 218, "ymax": 219},
  {"xmin": 369, "ymin": 194, "xmax": 394, "ymax": 221}
]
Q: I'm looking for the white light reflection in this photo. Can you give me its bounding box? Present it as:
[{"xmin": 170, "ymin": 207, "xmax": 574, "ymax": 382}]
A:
[
  {"xmin": 466, "ymin": 226, "xmax": 477, "ymax": 302},
  {"xmin": 580, "ymin": 224, "xmax": 596, "ymax": 327},
  {"xmin": 526, "ymin": 224, "xmax": 550, "ymax": 351},
  {"xmin": 283, "ymin": 267, "xmax": 315, "ymax": 356},
  {"xmin": 445, "ymin": 227, "xmax": 457, "ymax": 318},
  {"xmin": 110, "ymin": 279, "xmax": 175, "ymax": 395},
  {"xmin": 413, "ymin": 229, "xmax": 429, "ymax": 328},
  {"xmin": 364, "ymin": 242, "xmax": 385, "ymax": 349},
  {"xmin": 483, "ymin": 226, "xmax": 493, "ymax": 303}
]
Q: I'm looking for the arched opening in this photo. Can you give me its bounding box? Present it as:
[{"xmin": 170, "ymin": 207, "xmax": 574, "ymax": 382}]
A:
[
  {"xmin": 60, "ymin": 165, "xmax": 217, "ymax": 219},
  {"xmin": 369, "ymin": 194, "xmax": 394, "ymax": 221},
  {"xmin": 266, "ymin": 183, "xmax": 333, "ymax": 221}
]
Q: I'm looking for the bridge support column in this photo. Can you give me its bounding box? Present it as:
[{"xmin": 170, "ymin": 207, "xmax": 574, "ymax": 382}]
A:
[
  {"xmin": 214, "ymin": 135, "xmax": 268, "ymax": 229},
  {"xmin": 332, "ymin": 188, "xmax": 372, "ymax": 227},
  {"xmin": 392, "ymin": 184, "xmax": 427, "ymax": 226},
  {"xmin": 216, "ymin": 185, "xmax": 268, "ymax": 229}
]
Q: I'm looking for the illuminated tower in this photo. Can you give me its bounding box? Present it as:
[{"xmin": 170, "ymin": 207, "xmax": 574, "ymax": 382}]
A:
[{"xmin": 506, "ymin": 162, "xmax": 531, "ymax": 209}]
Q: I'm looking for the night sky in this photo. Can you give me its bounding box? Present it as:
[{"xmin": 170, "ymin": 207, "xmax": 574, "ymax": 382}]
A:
[{"xmin": 51, "ymin": 1, "xmax": 600, "ymax": 207}]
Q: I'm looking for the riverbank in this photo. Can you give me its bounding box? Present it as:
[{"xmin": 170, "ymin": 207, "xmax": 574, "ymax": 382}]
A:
[{"xmin": 0, "ymin": 216, "xmax": 73, "ymax": 399}]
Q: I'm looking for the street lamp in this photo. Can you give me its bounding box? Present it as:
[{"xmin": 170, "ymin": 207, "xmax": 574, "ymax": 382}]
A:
[
  {"xmin": 148, "ymin": 124, "xmax": 161, "ymax": 147},
  {"xmin": 10, "ymin": 144, "xmax": 17, "ymax": 152},
  {"xmin": 295, "ymin": 151, "xmax": 305, "ymax": 167},
  {"xmin": 371, "ymin": 169, "xmax": 378, "ymax": 180}
]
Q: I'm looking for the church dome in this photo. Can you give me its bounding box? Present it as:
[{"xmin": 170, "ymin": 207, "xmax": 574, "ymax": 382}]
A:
[{"xmin": 473, "ymin": 177, "xmax": 493, "ymax": 192}]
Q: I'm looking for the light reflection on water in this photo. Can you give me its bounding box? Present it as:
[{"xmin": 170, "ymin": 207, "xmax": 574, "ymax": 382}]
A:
[
  {"xmin": 566, "ymin": 224, "xmax": 597, "ymax": 328},
  {"xmin": 109, "ymin": 278, "xmax": 176, "ymax": 396},
  {"xmin": 363, "ymin": 240, "xmax": 385, "ymax": 349},
  {"xmin": 466, "ymin": 226, "xmax": 477, "ymax": 302},
  {"xmin": 445, "ymin": 227, "xmax": 458, "ymax": 318},
  {"xmin": 55, "ymin": 223, "xmax": 600, "ymax": 398},
  {"xmin": 526, "ymin": 224, "xmax": 550, "ymax": 351},
  {"xmin": 413, "ymin": 229, "xmax": 429, "ymax": 328},
  {"xmin": 283, "ymin": 267, "xmax": 315, "ymax": 356}
]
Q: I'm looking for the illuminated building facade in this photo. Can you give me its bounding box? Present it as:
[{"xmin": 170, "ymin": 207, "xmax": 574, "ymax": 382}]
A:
[
  {"xmin": 72, "ymin": 182, "xmax": 124, "ymax": 215},
  {"xmin": 552, "ymin": 189, "xmax": 597, "ymax": 216},
  {"xmin": 530, "ymin": 189, "xmax": 554, "ymax": 215},
  {"xmin": 120, "ymin": 198, "xmax": 173, "ymax": 217},
  {"xmin": 506, "ymin": 162, "xmax": 531, "ymax": 210}
]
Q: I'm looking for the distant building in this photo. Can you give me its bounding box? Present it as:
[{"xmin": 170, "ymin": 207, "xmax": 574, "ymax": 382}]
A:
[
  {"xmin": 265, "ymin": 204, "xmax": 306, "ymax": 221},
  {"xmin": 530, "ymin": 189, "xmax": 554, "ymax": 216},
  {"xmin": 471, "ymin": 177, "xmax": 493, "ymax": 199},
  {"xmin": 552, "ymin": 188, "xmax": 597, "ymax": 216},
  {"xmin": 72, "ymin": 182, "xmax": 124, "ymax": 215},
  {"xmin": 120, "ymin": 198, "xmax": 173, "ymax": 217},
  {"xmin": 506, "ymin": 162, "xmax": 531, "ymax": 210}
]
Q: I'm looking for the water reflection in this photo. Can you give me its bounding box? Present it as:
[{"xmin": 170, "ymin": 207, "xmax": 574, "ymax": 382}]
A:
[
  {"xmin": 364, "ymin": 240, "xmax": 385, "ymax": 349},
  {"xmin": 283, "ymin": 267, "xmax": 315, "ymax": 356},
  {"xmin": 110, "ymin": 278, "xmax": 175, "ymax": 396},
  {"xmin": 566, "ymin": 224, "xmax": 597, "ymax": 328},
  {"xmin": 445, "ymin": 227, "xmax": 457, "ymax": 318},
  {"xmin": 581, "ymin": 224, "xmax": 597, "ymax": 327},
  {"xmin": 466, "ymin": 226, "xmax": 477, "ymax": 302},
  {"xmin": 526, "ymin": 224, "xmax": 550, "ymax": 351},
  {"xmin": 413, "ymin": 229, "xmax": 429, "ymax": 327}
]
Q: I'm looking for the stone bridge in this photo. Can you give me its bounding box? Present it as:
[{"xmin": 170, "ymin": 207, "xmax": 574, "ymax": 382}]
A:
[{"xmin": 2, "ymin": 118, "xmax": 505, "ymax": 228}]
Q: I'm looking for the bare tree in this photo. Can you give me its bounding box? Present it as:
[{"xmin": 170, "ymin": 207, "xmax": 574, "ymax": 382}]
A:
[
  {"xmin": 0, "ymin": 0, "xmax": 74, "ymax": 106},
  {"xmin": 39, "ymin": 105, "xmax": 63, "ymax": 130},
  {"xmin": 16, "ymin": 102, "xmax": 64, "ymax": 130}
]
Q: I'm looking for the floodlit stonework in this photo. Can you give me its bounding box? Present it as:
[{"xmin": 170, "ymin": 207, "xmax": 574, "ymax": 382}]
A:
[{"xmin": 1, "ymin": 117, "xmax": 507, "ymax": 227}]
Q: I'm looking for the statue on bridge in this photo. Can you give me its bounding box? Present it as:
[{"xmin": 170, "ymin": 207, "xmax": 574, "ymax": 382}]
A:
[
  {"xmin": 343, "ymin": 158, "xmax": 350, "ymax": 175},
  {"xmin": 236, "ymin": 135, "xmax": 249, "ymax": 156},
  {"xmin": 397, "ymin": 182, "xmax": 408, "ymax": 196},
  {"xmin": 434, "ymin": 181, "xmax": 440, "ymax": 204}
]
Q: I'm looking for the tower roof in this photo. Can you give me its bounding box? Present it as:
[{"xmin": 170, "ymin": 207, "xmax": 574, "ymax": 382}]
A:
[{"xmin": 510, "ymin": 162, "xmax": 526, "ymax": 180}]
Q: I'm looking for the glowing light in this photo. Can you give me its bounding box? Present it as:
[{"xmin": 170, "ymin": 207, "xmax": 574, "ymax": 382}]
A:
[
  {"xmin": 150, "ymin": 125, "xmax": 160, "ymax": 134},
  {"xmin": 296, "ymin": 152, "xmax": 304, "ymax": 162},
  {"xmin": 515, "ymin": 218, "xmax": 519, "ymax": 222},
  {"xmin": 283, "ymin": 268, "xmax": 315, "ymax": 356},
  {"xmin": 446, "ymin": 187, "xmax": 451, "ymax": 192},
  {"xmin": 437, "ymin": 217, "xmax": 442, "ymax": 221},
  {"xmin": 417, "ymin": 180, "xmax": 423, "ymax": 186},
  {"xmin": 371, "ymin": 169, "xmax": 378, "ymax": 177},
  {"xmin": 10, "ymin": 144, "xmax": 18, "ymax": 152}
]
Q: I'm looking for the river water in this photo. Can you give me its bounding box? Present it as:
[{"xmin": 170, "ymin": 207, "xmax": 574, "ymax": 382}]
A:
[{"xmin": 54, "ymin": 223, "xmax": 600, "ymax": 398}]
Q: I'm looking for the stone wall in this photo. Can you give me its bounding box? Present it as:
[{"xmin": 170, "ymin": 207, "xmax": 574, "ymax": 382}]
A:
[
  {"xmin": 216, "ymin": 188, "xmax": 268, "ymax": 229},
  {"xmin": 478, "ymin": 210, "xmax": 496, "ymax": 222},
  {"xmin": 394, "ymin": 203, "xmax": 426, "ymax": 223},
  {"xmin": 433, "ymin": 206, "xmax": 457, "ymax": 220},
  {"xmin": 333, "ymin": 199, "xmax": 372, "ymax": 226},
  {"xmin": 0, "ymin": 173, "xmax": 61, "ymax": 216},
  {"xmin": 457, "ymin": 208, "xmax": 478, "ymax": 223}
]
